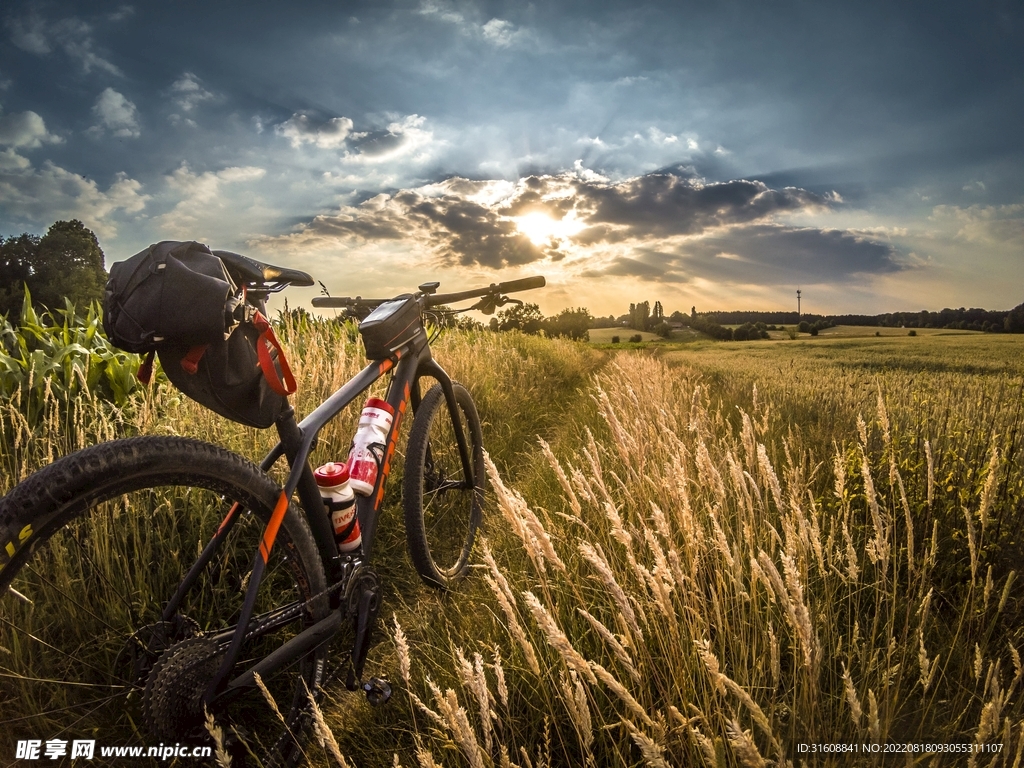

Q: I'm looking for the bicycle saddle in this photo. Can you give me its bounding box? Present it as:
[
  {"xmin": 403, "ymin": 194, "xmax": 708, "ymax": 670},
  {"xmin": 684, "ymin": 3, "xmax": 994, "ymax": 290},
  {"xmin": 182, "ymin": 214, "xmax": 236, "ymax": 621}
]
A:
[{"xmin": 213, "ymin": 250, "xmax": 314, "ymax": 287}]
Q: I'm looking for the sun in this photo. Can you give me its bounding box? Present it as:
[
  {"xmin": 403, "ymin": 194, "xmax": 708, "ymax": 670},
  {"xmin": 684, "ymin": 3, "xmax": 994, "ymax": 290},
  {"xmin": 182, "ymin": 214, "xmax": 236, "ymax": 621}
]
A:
[{"xmin": 511, "ymin": 211, "xmax": 585, "ymax": 245}]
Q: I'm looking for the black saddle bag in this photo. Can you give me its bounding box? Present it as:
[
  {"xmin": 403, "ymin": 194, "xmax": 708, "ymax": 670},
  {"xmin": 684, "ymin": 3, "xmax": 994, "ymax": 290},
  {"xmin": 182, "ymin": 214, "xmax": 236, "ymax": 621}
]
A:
[
  {"xmin": 103, "ymin": 241, "xmax": 238, "ymax": 353},
  {"xmin": 103, "ymin": 240, "xmax": 295, "ymax": 429}
]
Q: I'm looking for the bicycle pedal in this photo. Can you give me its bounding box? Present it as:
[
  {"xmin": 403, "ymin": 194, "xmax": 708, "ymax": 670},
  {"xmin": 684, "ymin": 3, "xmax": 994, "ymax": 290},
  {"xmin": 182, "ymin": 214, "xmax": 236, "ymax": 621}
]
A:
[{"xmin": 362, "ymin": 677, "xmax": 392, "ymax": 707}]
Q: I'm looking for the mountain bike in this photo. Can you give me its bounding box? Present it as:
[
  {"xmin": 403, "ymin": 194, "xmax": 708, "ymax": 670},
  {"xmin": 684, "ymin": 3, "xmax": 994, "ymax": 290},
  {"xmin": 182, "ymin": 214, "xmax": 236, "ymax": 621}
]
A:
[{"xmin": 0, "ymin": 258, "xmax": 545, "ymax": 766}]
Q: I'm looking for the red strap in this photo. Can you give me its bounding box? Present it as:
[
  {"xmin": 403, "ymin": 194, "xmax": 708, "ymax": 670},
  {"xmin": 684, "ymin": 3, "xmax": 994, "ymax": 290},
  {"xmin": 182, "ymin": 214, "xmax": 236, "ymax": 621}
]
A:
[
  {"xmin": 180, "ymin": 344, "xmax": 208, "ymax": 375},
  {"xmin": 137, "ymin": 350, "xmax": 155, "ymax": 384},
  {"xmin": 253, "ymin": 311, "xmax": 297, "ymax": 396}
]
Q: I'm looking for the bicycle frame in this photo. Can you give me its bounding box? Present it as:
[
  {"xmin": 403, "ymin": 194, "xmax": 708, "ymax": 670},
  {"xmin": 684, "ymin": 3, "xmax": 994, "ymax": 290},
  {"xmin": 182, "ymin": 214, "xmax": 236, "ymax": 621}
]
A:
[{"xmin": 159, "ymin": 317, "xmax": 476, "ymax": 705}]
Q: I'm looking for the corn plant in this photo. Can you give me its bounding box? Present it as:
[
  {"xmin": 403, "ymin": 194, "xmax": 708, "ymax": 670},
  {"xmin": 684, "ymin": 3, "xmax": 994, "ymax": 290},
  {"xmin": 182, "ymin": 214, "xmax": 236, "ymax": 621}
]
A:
[{"xmin": 0, "ymin": 286, "xmax": 145, "ymax": 422}]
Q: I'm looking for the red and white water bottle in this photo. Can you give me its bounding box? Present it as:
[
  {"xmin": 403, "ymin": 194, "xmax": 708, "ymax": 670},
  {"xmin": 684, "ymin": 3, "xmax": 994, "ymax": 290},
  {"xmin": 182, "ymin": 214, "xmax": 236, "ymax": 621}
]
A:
[
  {"xmin": 314, "ymin": 462, "xmax": 361, "ymax": 553},
  {"xmin": 346, "ymin": 398, "xmax": 395, "ymax": 496}
]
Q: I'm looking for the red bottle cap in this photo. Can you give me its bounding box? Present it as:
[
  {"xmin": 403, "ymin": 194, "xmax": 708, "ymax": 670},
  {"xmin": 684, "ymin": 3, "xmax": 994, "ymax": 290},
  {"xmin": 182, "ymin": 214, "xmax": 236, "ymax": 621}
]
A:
[
  {"xmin": 364, "ymin": 397, "xmax": 394, "ymax": 414},
  {"xmin": 314, "ymin": 462, "xmax": 350, "ymax": 486}
]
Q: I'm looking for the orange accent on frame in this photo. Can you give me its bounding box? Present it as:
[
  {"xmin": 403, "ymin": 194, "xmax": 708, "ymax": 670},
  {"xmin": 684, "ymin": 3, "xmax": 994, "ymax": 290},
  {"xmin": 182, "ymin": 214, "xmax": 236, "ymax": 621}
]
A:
[
  {"xmin": 374, "ymin": 381, "xmax": 411, "ymax": 508},
  {"xmin": 259, "ymin": 492, "xmax": 290, "ymax": 563},
  {"xmin": 216, "ymin": 502, "xmax": 242, "ymax": 538},
  {"xmin": 377, "ymin": 359, "xmax": 394, "ymax": 377}
]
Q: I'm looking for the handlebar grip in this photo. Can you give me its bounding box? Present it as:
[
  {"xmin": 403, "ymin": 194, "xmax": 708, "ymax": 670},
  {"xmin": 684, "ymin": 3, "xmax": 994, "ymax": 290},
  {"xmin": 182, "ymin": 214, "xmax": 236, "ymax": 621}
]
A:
[
  {"xmin": 311, "ymin": 297, "xmax": 352, "ymax": 308},
  {"xmin": 497, "ymin": 276, "xmax": 546, "ymax": 293}
]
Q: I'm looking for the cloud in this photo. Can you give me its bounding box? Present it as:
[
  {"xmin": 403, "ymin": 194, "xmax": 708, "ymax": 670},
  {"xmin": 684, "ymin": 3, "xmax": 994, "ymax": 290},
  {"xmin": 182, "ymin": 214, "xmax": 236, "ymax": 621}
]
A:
[
  {"xmin": 254, "ymin": 168, "xmax": 906, "ymax": 288},
  {"xmin": 157, "ymin": 163, "xmax": 266, "ymax": 233},
  {"xmin": 417, "ymin": 2, "xmax": 529, "ymax": 47},
  {"xmin": 275, "ymin": 112, "xmax": 436, "ymax": 163},
  {"xmin": 344, "ymin": 115, "xmax": 434, "ymax": 164},
  {"xmin": 90, "ymin": 88, "xmax": 140, "ymax": 138},
  {"xmin": 108, "ymin": 6, "xmax": 135, "ymax": 22},
  {"xmin": 0, "ymin": 157, "xmax": 147, "ymax": 237},
  {"xmin": 681, "ymin": 225, "xmax": 902, "ymax": 284},
  {"xmin": 481, "ymin": 18, "xmax": 525, "ymax": 47},
  {"xmin": 254, "ymin": 175, "xmax": 545, "ymax": 268},
  {"xmin": 582, "ymin": 226, "xmax": 903, "ymax": 286},
  {"xmin": 585, "ymin": 253, "xmax": 692, "ymax": 283},
  {"xmin": 8, "ymin": 13, "xmax": 50, "ymax": 54},
  {"xmin": 566, "ymin": 172, "xmax": 829, "ymax": 240},
  {"xmin": 0, "ymin": 148, "xmax": 31, "ymax": 170},
  {"xmin": 276, "ymin": 113, "xmax": 354, "ymax": 149},
  {"xmin": 0, "ymin": 108, "xmax": 62, "ymax": 148},
  {"xmin": 931, "ymin": 203, "xmax": 1024, "ymax": 244},
  {"xmin": 8, "ymin": 12, "xmax": 122, "ymax": 75},
  {"xmin": 170, "ymin": 72, "xmax": 214, "ymax": 113}
]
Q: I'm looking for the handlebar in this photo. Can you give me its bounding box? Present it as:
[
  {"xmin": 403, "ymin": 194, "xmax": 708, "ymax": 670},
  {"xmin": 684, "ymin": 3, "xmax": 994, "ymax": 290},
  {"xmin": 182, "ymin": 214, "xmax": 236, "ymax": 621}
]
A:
[
  {"xmin": 426, "ymin": 276, "xmax": 546, "ymax": 307},
  {"xmin": 311, "ymin": 276, "xmax": 545, "ymax": 310}
]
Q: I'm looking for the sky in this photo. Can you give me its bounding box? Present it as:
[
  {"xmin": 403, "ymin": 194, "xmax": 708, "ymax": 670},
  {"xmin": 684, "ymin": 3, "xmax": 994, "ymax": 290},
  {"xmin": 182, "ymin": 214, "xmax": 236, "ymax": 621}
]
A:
[{"xmin": 1, "ymin": 0, "xmax": 1022, "ymax": 317}]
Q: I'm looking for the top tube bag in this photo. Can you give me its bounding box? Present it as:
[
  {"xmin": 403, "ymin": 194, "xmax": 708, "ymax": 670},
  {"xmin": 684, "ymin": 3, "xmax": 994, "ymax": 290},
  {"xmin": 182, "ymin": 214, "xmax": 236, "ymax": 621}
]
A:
[{"xmin": 103, "ymin": 240, "xmax": 295, "ymax": 429}]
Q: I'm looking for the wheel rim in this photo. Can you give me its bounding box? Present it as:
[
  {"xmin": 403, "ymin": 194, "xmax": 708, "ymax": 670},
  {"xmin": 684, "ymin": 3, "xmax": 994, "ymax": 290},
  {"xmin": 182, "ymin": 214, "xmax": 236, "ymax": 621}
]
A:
[
  {"xmin": 0, "ymin": 484, "xmax": 321, "ymax": 762},
  {"xmin": 420, "ymin": 398, "xmax": 482, "ymax": 578}
]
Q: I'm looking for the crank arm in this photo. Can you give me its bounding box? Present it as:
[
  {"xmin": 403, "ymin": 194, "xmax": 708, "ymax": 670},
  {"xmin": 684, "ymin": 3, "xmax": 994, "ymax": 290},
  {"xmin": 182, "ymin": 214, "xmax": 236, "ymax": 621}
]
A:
[{"xmin": 345, "ymin": 582, "xmax": 381, "ymax": 690}]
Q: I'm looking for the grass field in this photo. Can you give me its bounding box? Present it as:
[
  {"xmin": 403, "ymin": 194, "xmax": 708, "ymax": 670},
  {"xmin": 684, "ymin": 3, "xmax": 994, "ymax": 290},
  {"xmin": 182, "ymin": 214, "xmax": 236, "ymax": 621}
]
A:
[
  {"xmin": 3, "ymin": 320, "xmax": 1023, "ymax": 767},
  {"xmin": 589, "ymin": 326, "xmax": 707, "ymax": 344},
  {"xmin": 592, "ymin": 323, "xmax": 988, "ymax": 346}
]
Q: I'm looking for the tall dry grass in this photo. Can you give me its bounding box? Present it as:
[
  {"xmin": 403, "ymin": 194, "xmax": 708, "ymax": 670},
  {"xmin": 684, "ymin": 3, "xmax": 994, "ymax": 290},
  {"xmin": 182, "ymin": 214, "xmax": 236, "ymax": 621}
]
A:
[
  {"xmin": 4, "ymin": 317, "xmax": 1022, "ymax": 766},
  {"xmin": 371, "ymin": 350, "xmax": 1023, "ymax": 767}
]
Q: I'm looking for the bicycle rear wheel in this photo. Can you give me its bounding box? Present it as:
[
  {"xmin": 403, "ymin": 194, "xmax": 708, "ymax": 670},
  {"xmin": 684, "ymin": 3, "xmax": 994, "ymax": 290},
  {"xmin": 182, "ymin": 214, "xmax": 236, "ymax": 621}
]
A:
[
  {"xmin": 0, "ymin": 437, "xmax": 328, "ymax": 767},
  {"xmin": 403, "ymin": 382, "xmax": 485, "ymax": 589}
]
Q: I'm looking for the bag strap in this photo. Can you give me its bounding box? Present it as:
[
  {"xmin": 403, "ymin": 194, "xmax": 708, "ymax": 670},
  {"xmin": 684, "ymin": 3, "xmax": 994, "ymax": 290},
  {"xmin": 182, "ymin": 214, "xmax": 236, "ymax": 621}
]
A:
[
  {"xmin": 137, "ymin": 350, "xmax": 156, "ymax": 384},
  {"xmin": 180, "ymin": 344, "xmax": 209, "ymax": 375},
  {"xmin": 252, "ymin": 311, "xmax": 297, "ymax": 396}
]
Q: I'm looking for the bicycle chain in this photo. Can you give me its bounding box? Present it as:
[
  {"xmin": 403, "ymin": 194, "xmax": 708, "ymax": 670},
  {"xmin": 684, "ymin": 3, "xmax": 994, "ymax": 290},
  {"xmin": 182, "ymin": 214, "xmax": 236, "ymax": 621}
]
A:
[{"xmin": 242, "ymin": 559, "xmax": 357, "ymax": 642}]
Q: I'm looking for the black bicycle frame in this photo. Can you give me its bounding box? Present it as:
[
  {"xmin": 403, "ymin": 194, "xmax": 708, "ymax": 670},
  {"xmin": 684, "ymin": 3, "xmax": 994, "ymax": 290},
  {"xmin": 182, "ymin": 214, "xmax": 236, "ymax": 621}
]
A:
[{"xmin": 161, "ymin": 320, "xmax": 476, "ymax": 704}]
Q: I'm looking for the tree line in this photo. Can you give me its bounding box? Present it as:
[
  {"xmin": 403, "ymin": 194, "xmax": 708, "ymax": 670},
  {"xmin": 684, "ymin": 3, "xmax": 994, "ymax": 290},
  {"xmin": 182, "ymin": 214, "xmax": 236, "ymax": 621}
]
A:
[
  {"xmin": 701, "ymin": 307, "xmax": 1023, "ymax": 333},
  {"xmin": 1, "ymin": 221, "xmax": 108, "ymax": 318},
  {"xmin": 489, "ymin": 303, "xmax": 592, "ymax": 341}
]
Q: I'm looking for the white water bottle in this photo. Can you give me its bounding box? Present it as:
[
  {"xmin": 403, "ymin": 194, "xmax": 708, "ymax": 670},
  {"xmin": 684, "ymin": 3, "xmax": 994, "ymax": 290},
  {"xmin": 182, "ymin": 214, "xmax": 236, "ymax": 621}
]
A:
[
  {"xmin": 346, "ymin": 398, "xmax": 395, "ymax": 496},
  {"xmin": 314, "ymin": 462, "xmax": 361, "ymax": 553}
]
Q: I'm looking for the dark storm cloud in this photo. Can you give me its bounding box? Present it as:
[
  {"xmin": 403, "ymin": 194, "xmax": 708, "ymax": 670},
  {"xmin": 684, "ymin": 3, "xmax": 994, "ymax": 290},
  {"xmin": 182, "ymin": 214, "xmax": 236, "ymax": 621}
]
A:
[
  {"xmin": 570, "ymin": 173, "xmax": 830, "ymax": 239},
  {"xmin": 273, "ymin": 170, "xmax": 841, "ymax": 271},
  {"xmin": 586, "ymin": 225, "xmax": 903, "ymax": 286},
  {"xmin": 273, "ymin": 186, "xmax": 545, "ymax": 269},
  {"xmin": 396, "ymin": 191, "xmax": 544, "ymax": 267}
]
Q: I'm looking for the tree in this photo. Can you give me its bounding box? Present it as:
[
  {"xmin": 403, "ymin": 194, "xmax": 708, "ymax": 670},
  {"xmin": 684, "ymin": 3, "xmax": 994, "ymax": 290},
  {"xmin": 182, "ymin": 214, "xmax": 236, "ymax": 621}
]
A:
[
  {"xmin": 544, "ymin": 307, "xmax": 591, "ymax": 341},
  {"xmin": 0, "ymin": 233, "xmax": 39, "ymax": 317},
  {"xmin": 1005, "ymin": 302, "xmax": 1024, "ymax": 333},
  {"xmin": 0, "ymin": 221, "xmax": 107, "ymax": 317},
  {"xmin": 495, "ymin": 302, "xmax": 544, "ymax": 334},
  {"xmin": 630, "ymin": 300, "xmax": 650, "ymax": 331}
]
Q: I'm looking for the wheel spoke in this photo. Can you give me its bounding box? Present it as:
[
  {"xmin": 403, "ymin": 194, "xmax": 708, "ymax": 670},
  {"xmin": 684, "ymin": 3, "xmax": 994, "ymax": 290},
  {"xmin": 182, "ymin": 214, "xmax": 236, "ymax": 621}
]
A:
[
  {"xmin": 0, "ymin": 436, "xmax": 329, "ymax": 764},
  {"xmin": 0, "ymin": 616, "xmax": 128, "ymax": 684}
]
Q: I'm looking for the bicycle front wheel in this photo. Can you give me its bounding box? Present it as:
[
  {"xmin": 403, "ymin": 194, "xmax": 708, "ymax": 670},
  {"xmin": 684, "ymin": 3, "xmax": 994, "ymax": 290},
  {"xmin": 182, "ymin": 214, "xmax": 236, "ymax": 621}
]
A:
[
  {"xmin": 0, "ymin": 437, "xmax": 328, "ymax": 767},
  {"xmin": 403, "ymin": 382, "xmax": 485, "ymax": 589}
]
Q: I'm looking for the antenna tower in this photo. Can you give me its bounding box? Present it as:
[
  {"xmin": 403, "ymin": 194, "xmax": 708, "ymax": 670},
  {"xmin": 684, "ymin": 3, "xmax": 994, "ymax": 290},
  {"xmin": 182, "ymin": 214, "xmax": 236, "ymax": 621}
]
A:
[{"xmin": 797, "ymin": 288, "xmax": 802, "ymax": 318}]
